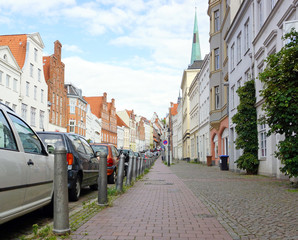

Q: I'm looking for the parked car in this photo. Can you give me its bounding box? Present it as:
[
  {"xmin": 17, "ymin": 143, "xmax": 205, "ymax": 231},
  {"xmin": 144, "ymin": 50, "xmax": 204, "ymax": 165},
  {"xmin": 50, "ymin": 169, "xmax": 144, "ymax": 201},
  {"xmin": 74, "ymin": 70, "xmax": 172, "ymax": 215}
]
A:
[
  {"xmin": 118, "ymin": 148, "xmax": 133, "ymax": 176},
  {"xmin": 0, "ymin": 103, "xmax": 54, "ymax": 224},
  {"xmin": 37, "ymin": 132, "xmax": 100, "ymax": 201},
  {"xmin": 90, "ymin": 143, "xmax": 119, "ymax": 184}
]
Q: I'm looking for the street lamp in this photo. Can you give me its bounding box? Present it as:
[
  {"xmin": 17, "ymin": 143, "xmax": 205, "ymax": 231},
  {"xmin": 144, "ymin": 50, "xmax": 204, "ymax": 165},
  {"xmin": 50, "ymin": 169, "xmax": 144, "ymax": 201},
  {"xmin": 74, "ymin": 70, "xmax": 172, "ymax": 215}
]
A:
[{"xmin": 167, "ymin": 127, "xmax": 170, "ymax": 167}]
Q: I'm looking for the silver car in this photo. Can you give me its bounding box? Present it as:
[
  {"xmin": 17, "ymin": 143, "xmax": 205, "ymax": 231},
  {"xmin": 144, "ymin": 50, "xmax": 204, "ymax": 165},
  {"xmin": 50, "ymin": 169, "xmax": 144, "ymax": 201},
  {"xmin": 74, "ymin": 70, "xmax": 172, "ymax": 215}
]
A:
[{"xmin": 0, "ymin": 103, "xmax": 54, "ymax": 224}]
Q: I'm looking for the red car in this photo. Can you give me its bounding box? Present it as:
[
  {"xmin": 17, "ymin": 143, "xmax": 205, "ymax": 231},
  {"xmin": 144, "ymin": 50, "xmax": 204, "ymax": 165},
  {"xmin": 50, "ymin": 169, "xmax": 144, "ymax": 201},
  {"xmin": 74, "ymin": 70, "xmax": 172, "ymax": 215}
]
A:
[{"xmin": 90, "ymin": 143, "xmax": 119, "ymax": 184}]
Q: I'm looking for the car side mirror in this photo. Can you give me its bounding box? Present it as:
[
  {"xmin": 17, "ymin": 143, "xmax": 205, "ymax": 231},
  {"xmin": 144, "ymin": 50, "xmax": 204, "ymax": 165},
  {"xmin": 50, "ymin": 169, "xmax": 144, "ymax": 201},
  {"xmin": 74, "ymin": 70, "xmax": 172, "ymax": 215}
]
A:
[
  {"xmin": 95, "ymin": 151, "xmax": 101, "ymax": 157},
  {"xmin": 47, "ymin": 144, "xmax": 55, "ymax": 154}
]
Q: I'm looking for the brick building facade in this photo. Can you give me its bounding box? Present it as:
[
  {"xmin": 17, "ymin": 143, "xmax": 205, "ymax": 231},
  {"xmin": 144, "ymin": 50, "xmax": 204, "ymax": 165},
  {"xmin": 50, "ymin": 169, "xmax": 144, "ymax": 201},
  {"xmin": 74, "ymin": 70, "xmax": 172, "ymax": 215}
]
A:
[
  {"xmin": 84, "ymin": 92, "xmax": 117, "ymax": 146},
  {"xmin": 43, "ymin": 40, "xmax": 67, "ymax": 132}
]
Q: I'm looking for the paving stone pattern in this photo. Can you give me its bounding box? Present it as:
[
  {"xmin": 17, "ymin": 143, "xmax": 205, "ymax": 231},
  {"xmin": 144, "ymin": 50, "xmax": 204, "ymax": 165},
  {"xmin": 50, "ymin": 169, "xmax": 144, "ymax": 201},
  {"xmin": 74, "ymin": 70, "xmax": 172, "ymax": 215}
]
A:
[
  {"xmin": 70, "ymin": 158, "xmax": 233, "ymax": 240},
  {"xmin": 171, "ymin": 160, "xmax": 298, "ymax": 240}
]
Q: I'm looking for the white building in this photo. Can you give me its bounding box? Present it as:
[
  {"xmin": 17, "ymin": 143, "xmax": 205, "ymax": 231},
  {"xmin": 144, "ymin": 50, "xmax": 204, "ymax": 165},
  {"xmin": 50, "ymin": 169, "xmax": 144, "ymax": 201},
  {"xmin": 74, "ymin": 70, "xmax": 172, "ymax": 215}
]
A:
[
  {"xmin": 226, "ymin": 0, "xmax": 297, "ymax": 178},
  {"xmin": 198, "ymin": 54, "xmax": 210, "ymax": 164},
  {"xmin": 0, "ymin": 46, "xmax": 22, "ymax": 112},
  {"xmin": 85, "ymin": 104, "xmax": 101, "ymax": 143},
  {"xmin": 176, "ymin": 99, "xmax": 183, "ymax": 160},
  {"xmin": 117, "ymin": 125, "xmax": 124, "ymax": 149},
  {"xmin": 188, "ymin": 72, "xmax": 200, "ymax": 161},
  {"xmin": 0, "ymin": 33, "xmax": 49, "ymax": 131}
]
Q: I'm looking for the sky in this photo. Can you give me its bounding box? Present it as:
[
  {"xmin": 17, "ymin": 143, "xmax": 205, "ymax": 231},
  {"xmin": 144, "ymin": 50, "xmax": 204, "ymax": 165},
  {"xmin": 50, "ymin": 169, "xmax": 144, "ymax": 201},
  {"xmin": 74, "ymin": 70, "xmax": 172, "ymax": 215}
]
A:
[{"xmin": 0, "ymin": 0, "xmax": 210, "ymax": 120}]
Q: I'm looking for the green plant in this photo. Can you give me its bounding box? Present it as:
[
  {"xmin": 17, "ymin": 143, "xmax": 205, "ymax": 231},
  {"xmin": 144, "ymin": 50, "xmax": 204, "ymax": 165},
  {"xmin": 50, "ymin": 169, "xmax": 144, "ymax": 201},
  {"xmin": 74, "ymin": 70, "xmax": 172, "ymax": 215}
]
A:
[
  {"xmin": 232, "ymin": 79, "xmax": 259, "ymax": 174},
  {"xmin": 259, "ymin": 29, "xmax": 298, "ymax": 178}
]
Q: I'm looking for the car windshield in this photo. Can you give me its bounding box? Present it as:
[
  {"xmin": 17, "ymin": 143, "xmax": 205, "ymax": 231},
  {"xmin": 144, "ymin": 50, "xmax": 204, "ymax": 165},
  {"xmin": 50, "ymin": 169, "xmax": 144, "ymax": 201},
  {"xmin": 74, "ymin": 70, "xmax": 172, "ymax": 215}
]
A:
[
  {"xmin": 91, "ymin": 145, "xmax": 108, "ymax": 155},
  {"xmin": 38, "ymin": 133, "xmax": 65, "ymax": 150},
  {"xmin": 121, "ymin": 149, "xmax": 129, "ymax": 154}
]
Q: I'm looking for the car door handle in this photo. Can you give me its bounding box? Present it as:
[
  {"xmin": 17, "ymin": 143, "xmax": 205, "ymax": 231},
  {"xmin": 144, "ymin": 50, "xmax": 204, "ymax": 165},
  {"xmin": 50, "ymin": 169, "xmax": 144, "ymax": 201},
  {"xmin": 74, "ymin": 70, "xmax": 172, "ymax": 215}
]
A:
[{"xmin": 27, "ymin": 159, "xmax": 34, "ymax": 166}]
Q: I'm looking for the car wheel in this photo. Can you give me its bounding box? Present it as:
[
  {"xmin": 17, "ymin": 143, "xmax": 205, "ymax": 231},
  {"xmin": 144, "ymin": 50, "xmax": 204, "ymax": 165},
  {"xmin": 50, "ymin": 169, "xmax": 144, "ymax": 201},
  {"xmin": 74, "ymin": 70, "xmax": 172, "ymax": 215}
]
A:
[
  {"xmin": 89, "ymin": 184, "xmax": 98, "ymax": 190},
  {"xmin": 69, "ymin": 176, "xmax": 81, "ymax": 201},
  {"xmin": 108, "ymin": 169, "xmax": 117, "ymax": 184}
]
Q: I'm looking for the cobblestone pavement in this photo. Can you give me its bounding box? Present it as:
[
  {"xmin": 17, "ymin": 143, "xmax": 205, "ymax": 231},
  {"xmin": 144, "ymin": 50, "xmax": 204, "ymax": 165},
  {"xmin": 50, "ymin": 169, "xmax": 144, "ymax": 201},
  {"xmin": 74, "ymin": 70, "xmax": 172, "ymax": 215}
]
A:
[
  {"xmin": 170, "ymin": 160, "xmax": 298, "ymax": 240},
  {"xmin": 69, "ymin": 158, "xmax": 233, "ymax": 240}
]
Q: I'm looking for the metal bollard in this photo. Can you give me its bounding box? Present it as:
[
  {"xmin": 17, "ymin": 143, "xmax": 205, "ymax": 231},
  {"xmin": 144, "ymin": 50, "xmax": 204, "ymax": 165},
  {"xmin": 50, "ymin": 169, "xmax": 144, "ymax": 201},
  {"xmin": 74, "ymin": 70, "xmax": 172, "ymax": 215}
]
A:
[
  {"xmin": 132, "ymin": 155, "xmax": 137, "ymax": 181},
  {"xmin": 97, "ymin": 151, "xmax": 108, "ymax": 206},
  {"xmin": 137, "ymin": 157, "xmax": 141, "ymax": 177},
  {"xmin": 126, "ymin": 154, "xmax": 133, "ymax": 186},
  {"xmin": 53, "ymin": 146, "xmax": 70, "ymax": 235},
  {"xmin": 116, "ymin": 153, "xmax": 125, "ymax": 192},
  {"xmin": 140, "ymin": 157, "xmax": 144, "ymax": 175}
]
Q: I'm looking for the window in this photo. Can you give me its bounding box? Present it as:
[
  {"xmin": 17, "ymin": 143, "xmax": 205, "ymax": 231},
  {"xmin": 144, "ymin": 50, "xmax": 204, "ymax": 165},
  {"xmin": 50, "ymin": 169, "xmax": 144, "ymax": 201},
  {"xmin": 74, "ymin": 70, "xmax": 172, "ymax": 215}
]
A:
[
  {"xmin": 0, "ymin": 110, "xmax": 17, "ymax": 150},
  {"xmin": 30, "ymin": 63, "xmax": 34, "ymax": 77},
  {"xmin": 38, "ymin": 68, "xmax": 41, "ymax": 81},
  {"xmin": 258, "ymin": 1, "xmax": 263, "ymax": 29},
  {"xmin": 26, "ymin": 82, "xmax": 30, "ymax": 97},
  {"xmin": 60, "ymin": 97, "xmax": 63, "ymax": 110},
  {"xmin": 13, "ymin": 78, "xmax": 18, "ymax": 92},
  {"xmin": 271, "ymin": 0, "xmax": 277, "ymax": 10},
  {"xmin": 0, "ymin": 71, "xmax": 2, "ymax": 84},
  {"xmin": 39, "ymin": 110, "xmax": 44, "ymax": 129},
  {"xmin": 9, "ymin": 113, "xmax": 44, "ymax": 154},
  {"xmin": 12, "ymin": 104, "xmax": 17, "ymax": 112},
  {"xmin": 244, "ymin": 20, "xmax": 249, "ymax": 52},
  {"xmin": 214, "ymin": 10, "xmax": 220, "ymax": 32},
  {"xmin": 231, "ymin": 85, "xmax": 235, "ymax": 109},
  {"xmin": 56, "ymin": 95, "xmax": 59, "ymax": 110},
  {"xmin": 52, "ymin": 93, "xmax": 55, "ymax": 106},
  {"xmin": 70, "ymin": 99, "xmax": 76, "ymax": 113},
  {"xmin": 68, "ymin": 135, "xmax": 85, "ymax": 153},
  {"xmin": 69, "ymin": 120, "xmax": 75, "ymax": 133},
  {"xmin": 52, "ymin": 110, "xmax": 55, "ymax": 123},
  {"xmin": 41, "ymin": 89, "xmax": 44, "ymax": 103},
  {"xmin": 260, "ymin": 124, "xmax": 267, "ymax": 157},
  {"xmin": 215, "ymin": 86, "xmax": 220, "ymax": 109},
  {"xmin": 245, "ymin": 70, "xmax": 250, "ymax": 82},
  {"xmin": 30, "ymin": 107, "xmax": 36, "ymax": 126},
  {"xmin": 214, "ymin": 48, "xmax": 220, "ymax": 70},
  {"xmin": 231, "ymin": 43, "xmax": 235, "ymax": 70},
  {"xmin": 21, "ymin": 103, "xmax": 27, "ymax": 121},
  {"xmin": 34, "ymin": 48, "xmax": 38, "ymax": 62},
  {"xmin": 237, "ymin": 32, "xmax": 242, "ymax": 62},
  {"xmin": 5, "ymin": 101, "xmax": 10, "ymax": 107},
  {"xmin": 80, "ymin": 137, "xmax": 94, "ymax": 156},
  {"xmin": 6, "ymin": 74, "xmax": 10, "ymax": 88},
  {"xmin": 213, "ymin": 134, "xmax": 218, "ymax": 158},
  {"xmin": 34, "ymin": 86, "xmax": 37, "ymax": 100}
]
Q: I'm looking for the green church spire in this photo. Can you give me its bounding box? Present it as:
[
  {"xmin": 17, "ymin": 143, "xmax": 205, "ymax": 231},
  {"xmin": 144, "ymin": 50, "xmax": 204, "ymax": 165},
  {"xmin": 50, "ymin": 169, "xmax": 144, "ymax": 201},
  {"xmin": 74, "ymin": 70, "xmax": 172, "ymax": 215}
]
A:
[{"xmin": 190, "ymin": 8, "xmax": 202, "ymax": 65}]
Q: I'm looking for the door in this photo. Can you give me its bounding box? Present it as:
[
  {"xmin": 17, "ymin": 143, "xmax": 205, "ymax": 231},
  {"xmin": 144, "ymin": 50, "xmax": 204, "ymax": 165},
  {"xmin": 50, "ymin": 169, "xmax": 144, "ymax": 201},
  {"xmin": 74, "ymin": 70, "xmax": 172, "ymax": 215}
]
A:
[
  {"xmin": 8, "ymin": 113, "xmax": 53, "ymax": 206},
  {"xmin": 0, "ymin": 110, "xmax": 27, "ymax": 223},
  {"xmin": 80, "ymin": 137, "xmax": 99, "ymax": 184},
  {"xmin": 68, "ymin": 134, "xmax": 90, "ymax": 186}
]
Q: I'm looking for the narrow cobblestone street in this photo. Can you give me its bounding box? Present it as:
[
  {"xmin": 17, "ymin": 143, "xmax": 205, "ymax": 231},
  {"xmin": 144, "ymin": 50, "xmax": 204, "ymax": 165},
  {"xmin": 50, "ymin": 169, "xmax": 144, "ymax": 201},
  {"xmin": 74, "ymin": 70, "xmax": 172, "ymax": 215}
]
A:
[
  {"xmin": 69, "ymin": 158, "xmax": 297, "ymax": 240},
  {"xmin": 171, "ymin": 160, "xmax": 298, "ymax": 240}
]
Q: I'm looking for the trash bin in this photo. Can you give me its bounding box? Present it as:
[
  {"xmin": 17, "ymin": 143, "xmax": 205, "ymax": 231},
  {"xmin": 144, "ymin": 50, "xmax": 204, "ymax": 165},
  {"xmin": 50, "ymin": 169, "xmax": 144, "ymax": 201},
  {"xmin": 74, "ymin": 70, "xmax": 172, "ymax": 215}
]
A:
[
  {"xmin": 207, "ymin": 156, "xmax": 212, "ymax": 166},
  {"xmin": 219, "ymin": 155, "xmax": 229, "ymax": 170}
]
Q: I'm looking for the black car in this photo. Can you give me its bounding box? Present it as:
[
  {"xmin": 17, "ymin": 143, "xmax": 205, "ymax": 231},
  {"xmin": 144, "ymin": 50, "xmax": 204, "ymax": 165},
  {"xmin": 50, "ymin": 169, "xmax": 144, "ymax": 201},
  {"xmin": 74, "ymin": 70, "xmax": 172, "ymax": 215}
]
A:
[{"xmin": 37, "ymin": 132, "xmax": 100, "ymax": 201}]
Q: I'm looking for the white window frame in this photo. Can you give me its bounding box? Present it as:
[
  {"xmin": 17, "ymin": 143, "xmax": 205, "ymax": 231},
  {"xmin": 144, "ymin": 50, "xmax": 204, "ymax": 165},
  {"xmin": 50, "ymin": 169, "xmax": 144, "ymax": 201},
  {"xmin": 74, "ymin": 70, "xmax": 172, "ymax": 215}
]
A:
[
  {"xmin": 34, "ymin": 85, "xmax": 37, "ymax": 100},
  {"xmin": 30, "ymin": 63, "xmax": 34, "ymax": 77},
  {"xmin": 39, "ymin": 110, "xmax": 44, "ymax": 129},
  {"xmin": 69, "ymin": 120, "xmax": 75, "ymax": 133},
  {"xmin": 215, "ymin": 86, "xmax": 220, "ymax": 109},
  {"xmin": 26, "ymin": 81, "xmax": 30, "ymax": 97},
  {"xmin": 41, "ymin": 89, "xmax": 44, "ymax": 103},
  {"xmin": 6, "ymin": 74, "xmax": 10, "ymax": 88},
  {"xmin": 214, "ymin": 10, "xmax": 220, "ymax": 32},
  {"xmin": 30, "ymin": 107, "xmax": 36, "ymax": 127},
  {"xmin": 260, "ymin": 124, "xmax": 267, "ymax": 157},
  {"xmin": 0, "ymin": 71, "xmax": 3, "ymax": 85},
  {"xmin": 214, "ymin": 48, "xmax": 220, "ymax": 70},
  {"xmin": 237, "ymin": 32, "xmax": 242, "ymax": 63},
  {"xmin": 38, "ymin": 68, "xmax": 41, "ymax": 82},
  {"xmin": 34, "ymin": 48, "xmax": 38, "ymax": 62},
  {"xmin": 244, "ymin": 19, "xmax": 250, "ymax": 52},
  {"xmin": 21, "ymin": 103, "xmax": 27, "ymax": 121},
  {"xmin": 231, "ymin": 43, "xmax": 235, "ymax": 71},
  {"xmin": 13, "ymin": 78, "xmax": 18, "ymax": 92}
]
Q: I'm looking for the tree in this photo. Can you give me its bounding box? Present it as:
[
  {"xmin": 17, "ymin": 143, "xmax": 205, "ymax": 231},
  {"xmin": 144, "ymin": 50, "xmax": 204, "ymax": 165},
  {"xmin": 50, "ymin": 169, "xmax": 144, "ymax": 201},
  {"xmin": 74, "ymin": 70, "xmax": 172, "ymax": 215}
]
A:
[
  {"xmin": 232, "ymin": 79, "xmax": 259, "ymax": 174},
  {"xmin": 259, "ymin": 29, "xmax": 298, "ymax": 178}
]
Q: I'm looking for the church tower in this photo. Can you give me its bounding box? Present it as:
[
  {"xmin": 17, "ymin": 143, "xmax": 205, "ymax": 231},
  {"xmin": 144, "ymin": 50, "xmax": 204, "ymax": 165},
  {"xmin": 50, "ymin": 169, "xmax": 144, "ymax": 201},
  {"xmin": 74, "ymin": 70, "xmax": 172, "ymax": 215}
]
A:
[{"xmin": 190, "ymin": 8, "xmax": 202, "ymax": 65}]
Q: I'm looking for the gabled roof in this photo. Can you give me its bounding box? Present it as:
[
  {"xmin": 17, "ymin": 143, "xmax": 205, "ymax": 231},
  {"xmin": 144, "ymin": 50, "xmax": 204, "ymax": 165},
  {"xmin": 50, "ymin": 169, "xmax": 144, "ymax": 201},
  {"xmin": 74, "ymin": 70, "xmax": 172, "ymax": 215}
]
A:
[
  {"xmin": 84, "ymin": 96, "xmax": 104, "ymax": 119},
  {"xmin": 117, "ymin": 114, "xmax": 129, "ymax": 128},
  {"xmin": 0, "ymin": 45, "xmax": 21, "ymax": 72},
  {"xmin": 171, "ymin": 103, "xmax": 178, "ymax": 116},
  {"xmin": 0, "ymin": 34, "xmax": 27, "ymax": 69}
]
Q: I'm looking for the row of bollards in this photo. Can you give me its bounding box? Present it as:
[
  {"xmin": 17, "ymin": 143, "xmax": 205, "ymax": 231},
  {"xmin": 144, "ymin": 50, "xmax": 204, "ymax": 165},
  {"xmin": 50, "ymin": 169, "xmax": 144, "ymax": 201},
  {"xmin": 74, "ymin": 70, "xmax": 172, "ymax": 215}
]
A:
[{"xmin": 52, "ymin": 147, "xmax": 158, "ymax": 236}]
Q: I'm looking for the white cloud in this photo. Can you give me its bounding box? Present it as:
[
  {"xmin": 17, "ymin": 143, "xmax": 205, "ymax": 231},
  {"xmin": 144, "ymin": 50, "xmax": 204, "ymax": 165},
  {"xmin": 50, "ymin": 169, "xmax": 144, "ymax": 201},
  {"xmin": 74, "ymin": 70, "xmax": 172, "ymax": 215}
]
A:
[
  {"xmin": 63, "ymin": 56, "xmax": 179, "ymax": 119},
  {"xmin": 63, "ymin": 44, "xmax": 83, "ymax": 53}
]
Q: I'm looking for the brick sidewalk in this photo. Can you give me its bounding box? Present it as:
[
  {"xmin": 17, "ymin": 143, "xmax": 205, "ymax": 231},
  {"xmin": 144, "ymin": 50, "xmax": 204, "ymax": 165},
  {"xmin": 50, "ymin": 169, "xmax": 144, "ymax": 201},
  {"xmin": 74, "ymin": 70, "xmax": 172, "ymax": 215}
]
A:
[{"xmin": 70, "ymin": 158, "xmax": 233, "ymax": 240}]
